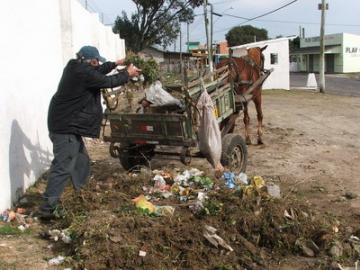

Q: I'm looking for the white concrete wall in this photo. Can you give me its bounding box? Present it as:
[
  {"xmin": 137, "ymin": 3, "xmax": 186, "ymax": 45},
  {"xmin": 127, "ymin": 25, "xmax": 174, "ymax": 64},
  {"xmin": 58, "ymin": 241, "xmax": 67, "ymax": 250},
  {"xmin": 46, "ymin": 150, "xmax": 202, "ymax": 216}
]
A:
[
  {"xmin": 342, "ymin": 33, "xmax": 360, "ymax": 73},
  {"xmin": 232, "ymin": 38, "xmax": 291, "ymax": 90},
  {"xmin": 0, "ymin": 0, "xmax": 125, "ymax": 211}
]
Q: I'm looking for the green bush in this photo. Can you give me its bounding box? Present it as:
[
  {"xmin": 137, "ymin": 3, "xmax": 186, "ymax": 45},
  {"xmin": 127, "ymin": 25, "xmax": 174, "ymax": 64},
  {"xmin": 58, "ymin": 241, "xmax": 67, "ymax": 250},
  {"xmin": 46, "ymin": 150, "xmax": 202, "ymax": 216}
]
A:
[{"xmin": 125, "ymin": 52, "xmax": 160, "ymax": 84}]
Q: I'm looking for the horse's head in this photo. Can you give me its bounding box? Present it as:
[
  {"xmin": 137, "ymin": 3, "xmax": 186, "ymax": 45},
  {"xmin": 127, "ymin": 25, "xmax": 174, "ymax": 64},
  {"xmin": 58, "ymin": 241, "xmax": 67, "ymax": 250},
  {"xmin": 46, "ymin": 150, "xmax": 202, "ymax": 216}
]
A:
[{"xmin": 247, "ymin": 45, "xmax": 267, "ymax": 71}]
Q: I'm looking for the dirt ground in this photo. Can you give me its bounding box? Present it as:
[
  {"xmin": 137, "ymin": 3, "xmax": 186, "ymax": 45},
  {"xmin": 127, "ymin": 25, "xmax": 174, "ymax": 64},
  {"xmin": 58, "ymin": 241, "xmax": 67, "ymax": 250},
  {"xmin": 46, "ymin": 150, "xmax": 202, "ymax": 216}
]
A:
[{"xmin": 1, "ymin": 89, "xmax": 359, "ymax": 269}]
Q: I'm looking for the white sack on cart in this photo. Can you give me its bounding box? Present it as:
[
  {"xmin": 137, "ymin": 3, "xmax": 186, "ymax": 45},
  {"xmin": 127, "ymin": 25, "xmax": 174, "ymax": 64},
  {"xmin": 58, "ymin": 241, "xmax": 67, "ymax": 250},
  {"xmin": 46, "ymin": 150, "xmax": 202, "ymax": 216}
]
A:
[
  {"xmin": 197, "ymin": 90, "xmax": 223, "ymax": 170},
  {"xmin": 146, "ymin": 80, "xmax": 182, "ymax": 107}
]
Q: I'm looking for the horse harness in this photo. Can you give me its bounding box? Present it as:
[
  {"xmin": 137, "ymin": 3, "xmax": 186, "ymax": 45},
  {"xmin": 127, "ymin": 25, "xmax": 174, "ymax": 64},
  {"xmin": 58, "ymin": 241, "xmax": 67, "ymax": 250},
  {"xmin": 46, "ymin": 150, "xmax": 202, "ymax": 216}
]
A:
[{"xmin": 227, "ymin": 54, "xmax": 267, "ymax": 104}]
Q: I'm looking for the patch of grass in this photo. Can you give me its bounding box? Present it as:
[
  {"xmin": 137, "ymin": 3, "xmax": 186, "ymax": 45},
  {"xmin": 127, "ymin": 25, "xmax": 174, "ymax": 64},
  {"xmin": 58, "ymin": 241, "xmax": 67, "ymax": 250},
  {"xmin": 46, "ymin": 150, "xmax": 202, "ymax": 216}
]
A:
[
  {"xmin": 0, "ymin": 225, "xmax": 21, "ymax": 235},
  {"xmin": 0, "ymin": 260, "xmax": 16, "ymax": 270}
]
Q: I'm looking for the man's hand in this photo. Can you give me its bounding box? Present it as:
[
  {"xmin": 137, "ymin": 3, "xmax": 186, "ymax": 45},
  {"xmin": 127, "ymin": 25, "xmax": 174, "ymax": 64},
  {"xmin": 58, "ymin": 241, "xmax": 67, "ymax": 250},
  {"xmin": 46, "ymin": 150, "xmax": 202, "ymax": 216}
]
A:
[
  {"xmin": 127, "ymin": 64, "xmax": 141, "ymax": 78},
  {"xmin": 115, "ymin": 58, "xmax": 125, "ymax": 66}
]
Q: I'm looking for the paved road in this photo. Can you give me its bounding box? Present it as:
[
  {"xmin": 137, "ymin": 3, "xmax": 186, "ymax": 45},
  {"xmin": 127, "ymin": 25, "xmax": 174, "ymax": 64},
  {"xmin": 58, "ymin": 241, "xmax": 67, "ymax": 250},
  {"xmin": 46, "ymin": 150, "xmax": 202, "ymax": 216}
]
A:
[{"xmin": 290, "ymin": 73, "xmax": 360, "ymax": 97}]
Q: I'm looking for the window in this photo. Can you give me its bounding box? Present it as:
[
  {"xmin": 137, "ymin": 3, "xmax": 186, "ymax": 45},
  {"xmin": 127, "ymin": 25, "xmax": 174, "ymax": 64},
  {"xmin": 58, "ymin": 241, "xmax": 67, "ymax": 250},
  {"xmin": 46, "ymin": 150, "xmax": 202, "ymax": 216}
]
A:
[{"xmin": 271, "ymin": 53, "xmax": 278, "ymax": 65}]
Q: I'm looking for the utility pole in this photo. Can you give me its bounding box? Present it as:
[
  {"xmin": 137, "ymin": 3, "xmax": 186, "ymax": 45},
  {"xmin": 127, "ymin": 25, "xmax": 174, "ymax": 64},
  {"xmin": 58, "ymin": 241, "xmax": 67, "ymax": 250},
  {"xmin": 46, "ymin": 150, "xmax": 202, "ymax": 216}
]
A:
[
  {"xmin": 187, "ymin": 22, "xmax": 190, "ymax": 53},
  {"xmin": 85, "ymin": 0, "xmax": 88, "ymax": 10},
  {"xmin": 319, "ymin": 0, "xmax": 328, "ymax": 93},
  {"xmin": 180, "ymin": 22, "xmax": 183, "ymax": 77},
  {"xmin": 203, "ymin": 0, "xmax": 213, "ymax": 73},
  {"xmin": 209, "ymin": 3, "xmax": 213, "ymax": 58}
]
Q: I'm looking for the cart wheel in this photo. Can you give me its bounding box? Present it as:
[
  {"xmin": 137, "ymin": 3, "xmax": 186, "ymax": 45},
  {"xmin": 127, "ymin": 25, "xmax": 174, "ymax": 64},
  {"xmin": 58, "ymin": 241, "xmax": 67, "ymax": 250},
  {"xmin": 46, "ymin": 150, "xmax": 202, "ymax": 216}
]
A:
[
  {"xmin": 109, "ymin": 143, "xmax": 120, "ymax": 158},
  {"xmin": 118, "ymin": 144, "xmax": 155, "ymax": 171},
  {"xmin": 221, "ymin": 134, "xmax": 247, "ymax": 173}
]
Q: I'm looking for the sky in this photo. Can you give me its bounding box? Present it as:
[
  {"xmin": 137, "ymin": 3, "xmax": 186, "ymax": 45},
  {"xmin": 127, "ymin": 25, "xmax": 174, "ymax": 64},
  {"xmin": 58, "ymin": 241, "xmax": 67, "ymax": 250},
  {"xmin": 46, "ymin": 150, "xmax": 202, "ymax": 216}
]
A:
[{"xmin": 84, "ymin": 0, "xmax": 360, "ymax": 50}]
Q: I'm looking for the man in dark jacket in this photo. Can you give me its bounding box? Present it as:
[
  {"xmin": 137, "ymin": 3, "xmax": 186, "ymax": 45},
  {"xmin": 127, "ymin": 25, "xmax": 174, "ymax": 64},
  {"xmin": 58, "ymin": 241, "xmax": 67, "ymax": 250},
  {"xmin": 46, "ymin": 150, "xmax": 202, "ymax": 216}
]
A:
[{"xmin": 39, "ymin": 46, "xmax": 141, "ymax": 218}]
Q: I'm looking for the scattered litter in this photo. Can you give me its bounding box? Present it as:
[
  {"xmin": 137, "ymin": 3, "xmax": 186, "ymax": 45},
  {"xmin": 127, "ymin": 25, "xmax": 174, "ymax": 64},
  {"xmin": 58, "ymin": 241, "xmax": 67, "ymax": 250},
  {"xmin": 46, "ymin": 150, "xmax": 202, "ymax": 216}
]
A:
[
  {"xmin": 152, "ymin": 175, "xmax": 171, "ymax": 192},
  {"xmin": 132, "ymin": 195, "xmax": 156, "ymax": 214},
  {"xmin": 17, "ymin": 225, "xmax": 26, "ymax": 232},
  {"xmin": 6, "ymin": 210, "xmax": 16, "ymax": 222},
  {"xmin": 15, "ymin": 213, "xmax": 26, "ymax": 225},
  {"xmin": 48, "ymin": 255, "xmax": 65, "ymax": 266},
  {"xmin": 203, "ymin": 225, "xmax": 233, "ymax": 252},
  {"xmin": 223, "ymin": 172, "xmax": 236, "ymax": 189},
  {"xmin": 236, "ymin": 172, "xmax": 248, "ymax": 185},
  {"xmin": 252, "ymin": 176, "xmax": 265, "ymax": 189},
  {"xmin": 139, "ymin": 250, "xmax": 147, "ymax": 257},
  {"xmin": 174, "ymin": 168, "xmax": 203, "ymax": 185},
  {"xmin": 191, "ymin": 175, "xmax": 214, "ymax": 189},
  {"xmin": 197, "ymin": 192, "xmax": 208, "ymax": 202},
  {"xmin": 266, "ymin": 183, "xmax": 281, "ymax": 198},
  {"xmin": 284, "ymin": 208, "xmax": 296, "ymax": 220},
  {"xmin": 155, "ymin": 206, "xmax": 175, "ymax": 217},
  {"xmin": 48, "ymin": 229, "xmax": 72, "ymax": 243}
]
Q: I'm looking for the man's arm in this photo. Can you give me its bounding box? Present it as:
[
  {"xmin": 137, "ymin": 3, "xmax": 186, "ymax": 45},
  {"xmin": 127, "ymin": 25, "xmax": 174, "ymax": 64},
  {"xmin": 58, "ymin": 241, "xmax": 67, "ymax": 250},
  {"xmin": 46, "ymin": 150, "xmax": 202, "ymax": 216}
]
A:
[
  {"xmin": 97, "ymin": 62, "xmax": 116, "ymax": 74},
  {"xmin": 82, "ymin": 64, "xmax": 129, "ymax": 89}
]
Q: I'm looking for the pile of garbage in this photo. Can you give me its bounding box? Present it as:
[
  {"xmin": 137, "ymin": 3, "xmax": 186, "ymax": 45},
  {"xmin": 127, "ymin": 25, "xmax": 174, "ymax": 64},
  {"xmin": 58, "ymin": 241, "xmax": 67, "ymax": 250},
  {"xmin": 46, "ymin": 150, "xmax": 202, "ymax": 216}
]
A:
[
  {"xmin": 0, "ymin": 207, "xmax": 33, "ymax": 233},
  {"xmin": 42, "ymin": 162, "xmax": 359, "ymax": 270},
  {"xmin": 135, "ymin": 168, "xmax": 282, "ymax": 220}
]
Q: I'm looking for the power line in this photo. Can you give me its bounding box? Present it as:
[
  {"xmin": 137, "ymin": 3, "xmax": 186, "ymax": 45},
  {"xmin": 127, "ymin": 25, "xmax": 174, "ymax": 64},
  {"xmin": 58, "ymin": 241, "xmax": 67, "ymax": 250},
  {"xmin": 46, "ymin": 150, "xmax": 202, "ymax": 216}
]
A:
[
  {"xmin": 211, "ymin": 0, "xmax": 299, "ymax": 34},
  {"xmin": 239, "ymin": 0, "xmax": 298, "ymax": 25},
  {"xmin": 212, "ymin": 0, "xmax": 238, "ymax": 5},
  {"xmin": 222, "ymin": 13, "xmax": 360, "ymax": 27}
]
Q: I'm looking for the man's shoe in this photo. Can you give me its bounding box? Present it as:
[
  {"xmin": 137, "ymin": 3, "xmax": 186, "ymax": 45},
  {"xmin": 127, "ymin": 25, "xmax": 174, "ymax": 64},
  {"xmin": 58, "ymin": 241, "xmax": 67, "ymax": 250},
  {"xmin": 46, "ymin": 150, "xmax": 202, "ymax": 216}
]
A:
[{"xmin": 35, "ymin": 208, "xmax": 56, "ymax": 220}]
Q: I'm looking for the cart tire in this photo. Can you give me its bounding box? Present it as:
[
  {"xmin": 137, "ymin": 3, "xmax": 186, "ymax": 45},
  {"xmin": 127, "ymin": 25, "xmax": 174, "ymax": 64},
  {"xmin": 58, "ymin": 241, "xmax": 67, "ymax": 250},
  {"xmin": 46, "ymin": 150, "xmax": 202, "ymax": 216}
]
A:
[
  {"xmin": 109, "ymin": 143, "xmax": 120, "ymax": 158},
  {"xmin": 221, "ymin": 134, "xmax": 247, "ymax": 173},
  {"xmin": 118, "ymin": 144, "xmax": 155, "ymax": 171}
]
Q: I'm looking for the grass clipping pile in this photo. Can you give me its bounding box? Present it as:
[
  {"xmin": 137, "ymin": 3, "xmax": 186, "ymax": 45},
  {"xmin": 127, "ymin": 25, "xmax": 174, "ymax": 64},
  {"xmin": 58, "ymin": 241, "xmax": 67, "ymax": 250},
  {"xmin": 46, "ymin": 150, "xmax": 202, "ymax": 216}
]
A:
[{"xmin": 52, "ymin": 163, "xmax": 359, "ymax": 269}]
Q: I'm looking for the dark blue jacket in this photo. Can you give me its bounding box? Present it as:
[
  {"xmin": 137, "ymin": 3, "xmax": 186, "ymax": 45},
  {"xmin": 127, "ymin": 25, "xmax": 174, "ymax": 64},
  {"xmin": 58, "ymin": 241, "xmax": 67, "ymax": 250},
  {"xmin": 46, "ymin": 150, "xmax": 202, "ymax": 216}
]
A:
[{"xmin": 48, "ymin": 60, "xmax": 129, "ymax": 138}]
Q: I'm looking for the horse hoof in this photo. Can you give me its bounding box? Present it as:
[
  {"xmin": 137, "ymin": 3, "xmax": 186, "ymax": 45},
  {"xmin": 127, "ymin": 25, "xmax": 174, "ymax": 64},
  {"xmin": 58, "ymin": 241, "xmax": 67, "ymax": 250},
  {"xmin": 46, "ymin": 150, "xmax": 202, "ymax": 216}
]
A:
[
  {"xmin": 246, "ymin": 138, "xmax": 252, "ymax": 145},
  {"xmin": 257, "ymin": 139, "xmax": 264, "ymax": 145}
]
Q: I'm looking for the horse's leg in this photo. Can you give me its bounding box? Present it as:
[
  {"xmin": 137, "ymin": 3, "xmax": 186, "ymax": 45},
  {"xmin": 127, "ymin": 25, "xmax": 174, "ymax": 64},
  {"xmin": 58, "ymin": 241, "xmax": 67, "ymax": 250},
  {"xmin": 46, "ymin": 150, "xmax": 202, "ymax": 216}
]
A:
[
  {"xmin": 253, "ymin": 89, "xmax": 264, "ymax": 144},
  {"xmin": 243, "ymin": 104, "xmax": 251, "ymax": 145}
]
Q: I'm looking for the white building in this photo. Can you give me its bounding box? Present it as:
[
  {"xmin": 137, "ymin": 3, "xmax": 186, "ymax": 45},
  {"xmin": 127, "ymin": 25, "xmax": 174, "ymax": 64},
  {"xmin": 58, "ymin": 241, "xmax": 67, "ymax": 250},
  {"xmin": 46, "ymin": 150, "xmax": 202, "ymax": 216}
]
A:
[
  {"xmin": 290, "ymin": 33, "xmax": 360, "ymax": 73},
  {"xmin": 0, "ymin": 0, "xmax": 125, "ymax": 211},
  {"xmin": 231, "ymin": 37, "xmax": 295, "ymax": 90}
]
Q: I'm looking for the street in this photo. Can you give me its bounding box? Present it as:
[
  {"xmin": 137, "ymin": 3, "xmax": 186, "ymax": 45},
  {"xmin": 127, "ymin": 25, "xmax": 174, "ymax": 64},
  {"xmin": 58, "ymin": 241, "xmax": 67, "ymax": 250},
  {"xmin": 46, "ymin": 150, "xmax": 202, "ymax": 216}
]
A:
[{"xmin": 290, "ymin": 72, "xmax": 360, "ymax": 97}]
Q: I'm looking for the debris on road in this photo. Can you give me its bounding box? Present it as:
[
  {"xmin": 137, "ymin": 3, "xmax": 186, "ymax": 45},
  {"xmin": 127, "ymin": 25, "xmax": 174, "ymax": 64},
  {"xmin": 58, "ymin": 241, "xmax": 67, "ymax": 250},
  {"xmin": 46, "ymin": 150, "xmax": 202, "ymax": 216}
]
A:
[
  {"xmin": 21, "ymin": 162, "xmax": 359, "ymax": 270},
  {"xmin": 48, "ymin": 255, "xmax": 65, "ymax": 266},
  {"xmin": 203, "ymin": 225, "xmax": 234, "ymax": 252}
]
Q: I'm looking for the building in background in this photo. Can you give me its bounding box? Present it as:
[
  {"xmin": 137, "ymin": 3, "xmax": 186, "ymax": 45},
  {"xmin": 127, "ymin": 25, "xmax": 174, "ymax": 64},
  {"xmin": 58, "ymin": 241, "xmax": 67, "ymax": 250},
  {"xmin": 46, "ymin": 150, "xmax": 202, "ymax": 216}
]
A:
[
  {"xmin": 290, "ymin": 33, "xmax": 360, "ymax": 73},
  {"xmin": 186, "ymin": 41, "xmax": 200, "ymax": 52},
  {"xmin": 140, "ymin": 46, "xmax": 194, "ymax": 73},
  {"xmin": 231, "ymin": 37, "xmax": 295, "ymax": 90},
  {"xmin": 216, "ymin": 40, "xmax": 229, "ymax": 55}
]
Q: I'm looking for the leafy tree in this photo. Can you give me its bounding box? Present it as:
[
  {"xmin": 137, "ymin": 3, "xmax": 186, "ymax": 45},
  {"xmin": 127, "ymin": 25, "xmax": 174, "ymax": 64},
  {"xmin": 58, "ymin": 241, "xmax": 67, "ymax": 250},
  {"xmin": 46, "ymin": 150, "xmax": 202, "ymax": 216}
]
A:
[
  {"xmin": 225, "ymin": 25, "xmax": 268, "ymax": 47},
  {"xmin": 113, "ymin": 0, "xmax": 204, "ymax": 52}
]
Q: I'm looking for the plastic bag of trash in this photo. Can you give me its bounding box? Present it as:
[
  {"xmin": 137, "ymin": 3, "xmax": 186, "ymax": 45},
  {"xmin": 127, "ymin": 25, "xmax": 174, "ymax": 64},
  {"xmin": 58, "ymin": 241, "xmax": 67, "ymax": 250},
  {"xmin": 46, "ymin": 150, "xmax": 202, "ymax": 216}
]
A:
[
  {"xmin": 145, "ymin": 80, "xmax": 183, "ymax": 108},
  {"xmin": 197, "ymin": 89, "xmax": 223, "ymax": 170}
]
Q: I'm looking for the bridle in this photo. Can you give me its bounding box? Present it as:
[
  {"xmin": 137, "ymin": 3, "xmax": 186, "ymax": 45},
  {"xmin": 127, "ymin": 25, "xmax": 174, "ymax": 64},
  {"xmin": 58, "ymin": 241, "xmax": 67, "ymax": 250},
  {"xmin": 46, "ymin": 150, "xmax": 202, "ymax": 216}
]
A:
[{"xmin": 227, "ymin": 49, "xmax": 265, "ymax": 88}]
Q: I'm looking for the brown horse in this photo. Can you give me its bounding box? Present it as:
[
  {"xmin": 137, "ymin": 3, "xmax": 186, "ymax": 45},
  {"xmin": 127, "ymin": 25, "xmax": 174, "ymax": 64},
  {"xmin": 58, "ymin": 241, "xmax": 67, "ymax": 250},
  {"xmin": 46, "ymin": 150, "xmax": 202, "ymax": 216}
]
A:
[{"xmin": 217, "ymin": 46, "xmax": 268, "ymax": 145}]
